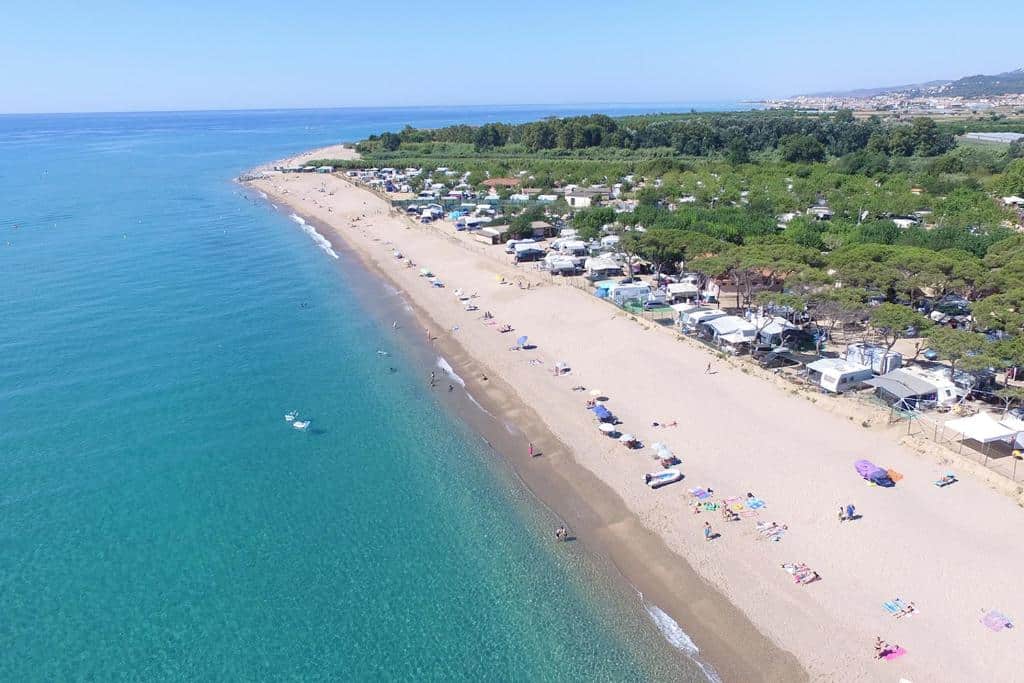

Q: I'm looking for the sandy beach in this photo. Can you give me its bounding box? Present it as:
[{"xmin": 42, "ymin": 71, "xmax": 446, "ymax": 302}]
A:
[{"xmin": 245, "ymin": 162, "xmax": 1024, "ymax": 682}]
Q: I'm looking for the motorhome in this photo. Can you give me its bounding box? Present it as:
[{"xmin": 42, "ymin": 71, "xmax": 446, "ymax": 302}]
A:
[{"xmin": 806, "ymin": 358, "xmax": 873, "ymax": 393}]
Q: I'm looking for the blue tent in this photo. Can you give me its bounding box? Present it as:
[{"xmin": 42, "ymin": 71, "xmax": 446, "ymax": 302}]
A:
[{"xmin": 591, "ymin": 405, "xmax": 612, "ymax": 421}]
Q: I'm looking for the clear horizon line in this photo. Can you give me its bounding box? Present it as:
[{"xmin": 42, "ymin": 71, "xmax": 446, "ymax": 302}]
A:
[{"xmin": 0, "ymin": 99, "xmax": 766, "ymax": 118}]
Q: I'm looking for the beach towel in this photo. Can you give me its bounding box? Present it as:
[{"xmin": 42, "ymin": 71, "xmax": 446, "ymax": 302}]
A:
[
  {"xmin": 702, "ymin": 502, "xmax": 719, "ymax": 512},
  {"xmin": 883, "ymin": 646, "xmax": 907, "ymax": 661},
  {"xmin": 747, "ymin": 498, "xmax": 766, "ymax": 509},
  {"xmin": 981, "ymin": 610, "xmax": 1013, "ymax": 632},
  {"xmin": 887, "ymin": 469, "xmax": 904, "ymax": 482},
  {"xmin": 689, "ymin": 488, "xmax": 711, "ymax": 500},
  {"xmin": 883, "ymin": 600, "xmax": 902, "ymax": 615}
]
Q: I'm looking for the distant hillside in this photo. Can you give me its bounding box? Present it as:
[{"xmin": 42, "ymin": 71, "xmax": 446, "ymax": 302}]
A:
[
  {"xmin": 802, "ymin": 80, "xmax": 948, "ymax": 98},
  {"xmin": 797, "ymin": 67, "xmax": 1024, "ymax": 99},
  {"xmin": 930, "ymin": 68, "xmax": 1024, "ymax": 97}
]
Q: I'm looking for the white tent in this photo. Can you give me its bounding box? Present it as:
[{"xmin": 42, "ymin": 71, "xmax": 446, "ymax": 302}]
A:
[
  {"xmin": 751, "ymin": 315, "xmax": 797, "ymax": 337},
  {"xmin": 667, "ymin": 282, "xmax": 699, "ymax": 297},
  {"xmin": 944, "ymin": 413, "xmax": 1019, "ymax": 443},
  {"xmin": 704, "ymin": 315, "xmax": 757, "ymax": 338}
]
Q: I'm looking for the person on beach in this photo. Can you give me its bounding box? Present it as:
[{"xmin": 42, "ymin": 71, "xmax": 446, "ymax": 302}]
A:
[
  {"xmin": 429, "ymin": 371, "xmax": 436, "ymax": 388},
  {"xmin": 704, "ymin": 522, "xmax": 713, "ymax": 541},
  {"xmin": 529, "ymin": 442, "xmax": 535, "ymax": 457},
  {"xmin": 555, "ymin": 526, "xmax": 567, "ymax": 541},
  {"xmin": 846, "ymin": 503, "xmax": 856, "ymax": 520},
  {"xmin": 838, "ymin": 506, "xmax": 846, "ymax": 522},
  {"xmin": 393, "ymin": 321, "xmax": 398, "ymax": 329},
  {"xmin": 448, "ymin": 384, "xmax": 454, "ymax": 392},
  {"xmin": 705, "ymin": 362, "xmax": 712, "ymax": 374}
]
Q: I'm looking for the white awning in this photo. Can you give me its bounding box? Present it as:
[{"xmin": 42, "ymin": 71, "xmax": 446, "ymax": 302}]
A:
[
  {"xmin": 667, "ymin": 283, "xmax": 699, "ymax": 295},
  {"xmin": 944, "ymin": 413, "xmax": 1019, "ymax": 443}
]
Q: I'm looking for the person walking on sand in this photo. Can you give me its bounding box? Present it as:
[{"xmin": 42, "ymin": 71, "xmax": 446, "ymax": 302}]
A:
[
  {"xmin": 704, "ymin": 522, "xmax": 713, "ymax": 541},
  {"xmin": 838, "ymin": 505, "xmax": 846, "ymax": 522},
  {"xmin": 846, "ymin": 503, "xmax": 856, "ymax": 521},
  {"xmin": 705, "ymin": 362, "xmax": 712, "ymax": 374},
  {"xmin": 529, "ymin": 442, "xmax": 535, "ymax": 457}
]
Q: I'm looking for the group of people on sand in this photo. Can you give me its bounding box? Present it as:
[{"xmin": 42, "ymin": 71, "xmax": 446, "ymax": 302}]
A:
[{"xmin": 874, "ymin": 636, "xmax": 904, "ymax": 659}]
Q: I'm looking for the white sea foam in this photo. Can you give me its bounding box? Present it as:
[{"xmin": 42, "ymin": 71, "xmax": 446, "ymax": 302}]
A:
[
  {"xmin": 464, "ymin": 392, "xmax": 493, "ymax": 417},
  {"xmin": 290, "ymin": 213, "xmax": 338, "ymax": 259},
  {"xmin": 644, "ymin": 603, "xmax": 722, "ymax": 683},
  {"xmin": 271, "ymin": 203, "xmax": 278, "ymax": 210},
  {"xmin": 435, "ymin": 357, "xmax": 464, "ymax": 386},
  {"xmin": 259, "ymin": 191, "xmax": 268, "ymax": 199},
  {"xmin": 437, "ymin": 356, "xmax": 494, "ymax": 417}
]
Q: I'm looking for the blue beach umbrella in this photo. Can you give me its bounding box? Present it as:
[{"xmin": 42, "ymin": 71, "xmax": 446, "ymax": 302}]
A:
[{"xmin": 516, "ymin": 335, "xmax": 528, "ymax": 348}]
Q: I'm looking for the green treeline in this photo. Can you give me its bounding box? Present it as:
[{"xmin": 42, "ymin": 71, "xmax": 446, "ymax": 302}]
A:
[{"xmin": 361, "ymin": 110, "xmax": 954, "ymax": 159}]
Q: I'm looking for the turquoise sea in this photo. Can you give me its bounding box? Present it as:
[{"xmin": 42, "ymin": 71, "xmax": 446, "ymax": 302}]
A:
[{"xmin": 0, "ymin": 105, "xmax": 738, "ymax": 680}]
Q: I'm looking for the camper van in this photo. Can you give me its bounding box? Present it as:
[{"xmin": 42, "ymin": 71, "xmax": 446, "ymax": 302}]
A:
[
  {"xmin": 806, "ymin": 358, "xmax": 873, "ymax": 393},
  {"xmin": 505, "ymin": 238, "xmax": 535, "ymax": 254}
]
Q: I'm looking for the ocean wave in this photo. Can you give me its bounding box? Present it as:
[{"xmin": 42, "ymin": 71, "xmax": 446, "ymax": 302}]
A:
[
  {"xmin": 259, "ymin": 191, "xmax": 268, "ymax": 199},
  {"xmin": 289, "ymin": 213, "xmax": 338, "ymax": 259},
  {"xmin": 435, "ymin": 357, "xmax": 465, "ymax": 386},
  {"xmin": 644, "ymin": 603, "xmax": 721, "ymax": 683},
  {"xmin": 436, "ymin": 356, "xmax": 494, "ymax": 417}
]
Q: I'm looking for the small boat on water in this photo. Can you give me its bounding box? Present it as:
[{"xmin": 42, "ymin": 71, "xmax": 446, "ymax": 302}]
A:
[
  {"xmin": 284, "ymin": 412, "xmax": 297, "ymax": 422},
  {"xmin": 292, "ymin": 420, "xmax": 310, "ymax": 431},
  {"xmin": 644, "ymin": 469, "xmax": 682, "ymax": 489}
]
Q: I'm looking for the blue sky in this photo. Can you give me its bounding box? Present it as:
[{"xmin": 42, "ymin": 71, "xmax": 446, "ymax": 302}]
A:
[{"xmin": 1, "ymin": 0, "xmax": 1021, "ymax": 113}]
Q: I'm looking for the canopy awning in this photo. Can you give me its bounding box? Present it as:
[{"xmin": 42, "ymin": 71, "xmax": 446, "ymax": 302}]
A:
[
  {"xmin": 863, "ymin": 370, "xmax": 936, "ymax": 399},
  {"xmin": 944, "ymin": 413, "xmax": 1019, "ymax": 443},
  {"xmin": 705, "ymin": 315, "xmax": 756, "ymax": 336}
]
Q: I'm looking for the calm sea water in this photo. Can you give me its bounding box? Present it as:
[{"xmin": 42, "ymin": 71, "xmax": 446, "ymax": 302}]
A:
[{"xmin": 0, "ymin": 105, "xmax": 736, "ymax": 680}]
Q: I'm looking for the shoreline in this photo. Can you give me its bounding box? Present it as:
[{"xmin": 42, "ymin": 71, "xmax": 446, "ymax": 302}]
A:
[
  {"xmin": 249, "ymin": 188, "xmax": 802, "ymax": 681},
  {"xmin": 243, "ymin": 157, "xmax": 1024, "ymax": 683}
]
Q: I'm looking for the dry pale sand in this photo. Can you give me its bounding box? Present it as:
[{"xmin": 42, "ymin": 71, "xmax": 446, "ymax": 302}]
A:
[
  {"xmin": 247, "ymin": 169, "xmax": 1024, "ymax": 682},
  {"xmin": 264, "ymin": 144, "xmax": 359, "ymax": 170}
]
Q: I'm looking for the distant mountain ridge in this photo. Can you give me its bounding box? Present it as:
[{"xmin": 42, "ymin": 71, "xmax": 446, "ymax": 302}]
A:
[
  {"xmin": 797, "ymin": 67, "xmax": 1024, "ymax": 98},
  {"xmin": 802, "ymin": 80, "xmax": 949, "ymax": 98},
  {"xmin": 931, "ymin": 68, "xmax": 1024, "ymax": 97}
]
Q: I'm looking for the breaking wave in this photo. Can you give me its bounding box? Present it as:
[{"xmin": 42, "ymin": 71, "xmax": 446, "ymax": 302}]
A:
[
  {"xmin": 289, "ymin": 213, "xmax": 338, "ymax": 259},
  {"xmin": 644, "ymin": 603, "xmax": 721, "ymax": 682}
]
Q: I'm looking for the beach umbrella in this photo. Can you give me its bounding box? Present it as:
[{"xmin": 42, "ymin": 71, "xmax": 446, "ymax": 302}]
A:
[
  {"xmin": 618, "ymin": 433, "xmax": 635, "ymax": 443},
  {"xmin": 516, "ymin": 335, "xmax": 528, "ymax": 348},
  {"xmin": 650, "ymin": 442, "xmax": 664, "ymax": 451},
  {"xmin": 599, "ymin": 423, "xmax": 616, "ymax": 433},
  {"xmin": 589, "ymin": 389, "xmax": 603, "ymax": 397}
]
